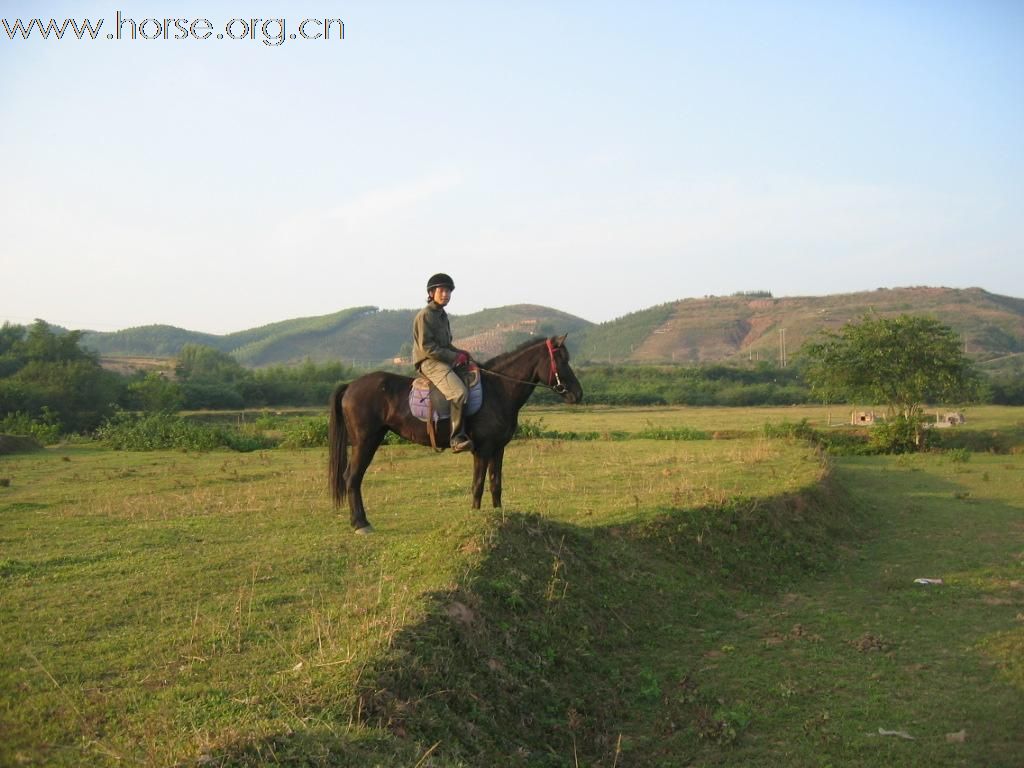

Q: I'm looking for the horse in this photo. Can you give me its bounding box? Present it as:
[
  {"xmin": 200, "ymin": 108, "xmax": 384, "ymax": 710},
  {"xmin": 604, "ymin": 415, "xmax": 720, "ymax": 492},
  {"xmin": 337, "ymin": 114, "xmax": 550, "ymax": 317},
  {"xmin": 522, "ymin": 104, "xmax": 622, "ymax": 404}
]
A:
[{"xmin": 328, "ymin": 334, "xmax": 583, "ymax": 532}]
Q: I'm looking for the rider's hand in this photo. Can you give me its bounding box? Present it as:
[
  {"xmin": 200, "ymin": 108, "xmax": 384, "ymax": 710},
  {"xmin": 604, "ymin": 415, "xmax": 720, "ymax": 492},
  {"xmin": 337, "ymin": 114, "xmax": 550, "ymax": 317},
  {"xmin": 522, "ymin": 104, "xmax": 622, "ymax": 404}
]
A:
[{"xmin": 454, "ymin": 351, "xmax": 470, "ymax": 367}]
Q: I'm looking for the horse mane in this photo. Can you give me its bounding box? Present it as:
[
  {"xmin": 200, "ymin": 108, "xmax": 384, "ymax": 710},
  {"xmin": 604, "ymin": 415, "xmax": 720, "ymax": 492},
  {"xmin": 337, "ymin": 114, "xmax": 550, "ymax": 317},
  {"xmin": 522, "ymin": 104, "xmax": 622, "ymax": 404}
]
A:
[{"xmin": 481, "ymin": 336, "xmax": 549, "ymax": 369}]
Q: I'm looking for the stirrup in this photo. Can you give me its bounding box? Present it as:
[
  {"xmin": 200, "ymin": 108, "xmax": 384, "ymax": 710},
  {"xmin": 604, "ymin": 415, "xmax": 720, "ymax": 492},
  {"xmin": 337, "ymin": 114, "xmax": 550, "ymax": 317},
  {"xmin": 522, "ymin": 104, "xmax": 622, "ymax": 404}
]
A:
[{"xmin": 450, "ymin": 434, "xmax": 473, "ymax": 453}]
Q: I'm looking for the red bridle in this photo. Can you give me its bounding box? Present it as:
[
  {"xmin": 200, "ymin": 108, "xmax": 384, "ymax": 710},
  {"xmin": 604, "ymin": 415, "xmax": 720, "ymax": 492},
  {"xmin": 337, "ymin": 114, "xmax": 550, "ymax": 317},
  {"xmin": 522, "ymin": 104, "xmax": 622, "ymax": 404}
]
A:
[
  {"xmin": 477, "ymin": 338, "xmax": 570, "ymax": 395},
  {"xmin": 545, "ymin": 338, "xmax": 568, "ymax": 394}
]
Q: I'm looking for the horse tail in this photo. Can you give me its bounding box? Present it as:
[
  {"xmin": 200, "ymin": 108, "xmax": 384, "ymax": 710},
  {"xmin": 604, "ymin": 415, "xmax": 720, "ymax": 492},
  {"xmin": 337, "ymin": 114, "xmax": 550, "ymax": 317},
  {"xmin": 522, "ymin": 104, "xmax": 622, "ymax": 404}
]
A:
[{"xmin": 328, "ymin": 383, "xmax": 350, "ymax": 507}]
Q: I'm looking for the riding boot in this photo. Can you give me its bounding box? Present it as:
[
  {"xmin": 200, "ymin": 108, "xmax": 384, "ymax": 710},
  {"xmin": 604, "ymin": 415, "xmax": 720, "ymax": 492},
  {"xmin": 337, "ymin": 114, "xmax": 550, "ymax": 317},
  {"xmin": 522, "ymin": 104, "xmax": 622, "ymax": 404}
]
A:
[{"xmin": 449, "ymin": 399, "xmax": 473, "ymax": 453}]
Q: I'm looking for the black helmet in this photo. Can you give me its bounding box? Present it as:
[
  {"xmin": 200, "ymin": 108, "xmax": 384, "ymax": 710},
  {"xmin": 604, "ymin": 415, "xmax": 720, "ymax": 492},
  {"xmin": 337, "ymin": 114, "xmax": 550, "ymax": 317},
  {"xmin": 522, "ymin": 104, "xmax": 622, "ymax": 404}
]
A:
[{"xmin": 427, "ymin": 273, "xmax": 455, "ymax": 291}]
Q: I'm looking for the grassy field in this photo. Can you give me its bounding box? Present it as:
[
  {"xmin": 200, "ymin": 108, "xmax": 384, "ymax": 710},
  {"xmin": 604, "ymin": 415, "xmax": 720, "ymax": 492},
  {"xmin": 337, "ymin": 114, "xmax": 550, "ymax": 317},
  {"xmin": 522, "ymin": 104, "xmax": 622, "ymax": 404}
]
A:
[
  {"xmin": 1, "ymin": 408, "xmax": 1022, "ymax": 766},
  {"xmin": 522, "ymin": 403, "xmax": 1024, "ymax": 433},
  {"xmin": 187, "ymin": 404, "xmax": 1024, "ymax": 434}
]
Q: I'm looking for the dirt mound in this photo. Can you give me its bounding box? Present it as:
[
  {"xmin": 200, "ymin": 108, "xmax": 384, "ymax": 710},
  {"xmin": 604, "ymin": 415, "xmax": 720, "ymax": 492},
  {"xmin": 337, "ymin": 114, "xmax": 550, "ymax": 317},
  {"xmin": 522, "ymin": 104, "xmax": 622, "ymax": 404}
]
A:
[{"xmin": 0, "ymin": 434, "xmax": 43, "ymax": 455}]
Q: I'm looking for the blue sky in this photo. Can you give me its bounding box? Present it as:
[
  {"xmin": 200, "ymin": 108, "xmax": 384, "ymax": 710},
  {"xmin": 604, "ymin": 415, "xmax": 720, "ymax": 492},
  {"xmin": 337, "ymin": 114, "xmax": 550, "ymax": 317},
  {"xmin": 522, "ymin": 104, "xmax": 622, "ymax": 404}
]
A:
[{"xmin": 2, "ymin": 1, "xmax": 1022, "ymax": 333}]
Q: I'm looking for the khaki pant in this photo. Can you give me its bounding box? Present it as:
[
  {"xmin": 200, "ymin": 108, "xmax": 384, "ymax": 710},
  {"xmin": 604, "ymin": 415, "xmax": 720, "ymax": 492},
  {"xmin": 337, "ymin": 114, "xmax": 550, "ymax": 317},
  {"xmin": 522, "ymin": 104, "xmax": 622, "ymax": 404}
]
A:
[{"xmin": 418, "ymin": 359, "xmax": 469, "ymax": 436}]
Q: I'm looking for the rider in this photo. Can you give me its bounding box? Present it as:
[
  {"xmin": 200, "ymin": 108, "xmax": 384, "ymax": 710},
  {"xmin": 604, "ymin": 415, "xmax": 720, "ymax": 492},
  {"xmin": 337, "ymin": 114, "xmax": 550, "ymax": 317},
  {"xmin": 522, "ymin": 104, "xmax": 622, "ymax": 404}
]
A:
[{"xmin": 412, "ymin": 273, "xmax": 474, "ymax": 453}]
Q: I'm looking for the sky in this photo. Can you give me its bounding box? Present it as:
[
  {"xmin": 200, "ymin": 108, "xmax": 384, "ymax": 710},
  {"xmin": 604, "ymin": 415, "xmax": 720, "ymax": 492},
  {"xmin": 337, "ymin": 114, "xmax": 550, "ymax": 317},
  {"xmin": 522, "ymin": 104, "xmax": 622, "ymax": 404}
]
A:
[{"xmin": 2, "ymin": 1, "xmax": 1022, "ymax": 334}]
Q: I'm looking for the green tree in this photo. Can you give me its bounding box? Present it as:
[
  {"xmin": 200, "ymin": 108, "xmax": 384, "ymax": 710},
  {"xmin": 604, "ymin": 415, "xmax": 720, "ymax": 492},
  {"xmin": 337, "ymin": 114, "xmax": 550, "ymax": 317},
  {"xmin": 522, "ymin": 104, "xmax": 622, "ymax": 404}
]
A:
[
  {"xmin": 22, "ymin": 320, "xmax": 93, "ymax": 363},
  {"xmin": 801, "ymin": 314, "xmax": 979, "ymax": 449},
  {"xmin": 175, "ymin": 344, "xmax": 249, "ymax": 383},
  {"xmin": 126, "ymin": 372, "xmax": 185, "ymax": 413},
  {"xmin": 174, "ymin": 345, "xmax": 252, "ymax": 409},
  {"xmin": 0, "ymin": 321, "xmax": 123, "ymax": 433}
]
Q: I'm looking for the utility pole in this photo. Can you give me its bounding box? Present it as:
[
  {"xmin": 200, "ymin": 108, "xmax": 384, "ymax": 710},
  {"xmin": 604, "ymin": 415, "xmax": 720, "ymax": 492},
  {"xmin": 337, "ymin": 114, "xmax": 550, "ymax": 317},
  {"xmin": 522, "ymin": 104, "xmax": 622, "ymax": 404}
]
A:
[{"xmin": 779, "ymin": 328, "xmax": 787, "ymax": 368}]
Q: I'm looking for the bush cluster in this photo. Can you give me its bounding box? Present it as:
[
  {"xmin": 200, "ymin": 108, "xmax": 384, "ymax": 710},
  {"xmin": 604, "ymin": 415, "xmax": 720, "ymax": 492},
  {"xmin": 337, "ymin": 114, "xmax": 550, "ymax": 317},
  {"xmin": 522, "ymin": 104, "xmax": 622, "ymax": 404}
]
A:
[
  {"xmin": 0, "ymin": 408, "xmax": 62, "ymax": 445},
  {"xmin": 1, "ymin": 321, "xmax": 123, "ymax": 434},
  {"xmin": 278, "ymin": 417, "xmax": 330, "ymax": 448},
  {"xmin": 551, "ymin": 363, "xmax": 810, "ymax": 407},
  {"xmin": 95, "ymin": 412, "xmax": 271, "ymax": 452}
]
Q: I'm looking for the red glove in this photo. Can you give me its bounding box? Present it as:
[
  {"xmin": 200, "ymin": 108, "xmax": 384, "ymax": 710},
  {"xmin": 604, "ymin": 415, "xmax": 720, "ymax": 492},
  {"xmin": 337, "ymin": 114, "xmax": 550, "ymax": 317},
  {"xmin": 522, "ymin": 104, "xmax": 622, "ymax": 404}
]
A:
[{"xmin": 454, "ymin": 351, "xmax": 470, "ymax": 367}]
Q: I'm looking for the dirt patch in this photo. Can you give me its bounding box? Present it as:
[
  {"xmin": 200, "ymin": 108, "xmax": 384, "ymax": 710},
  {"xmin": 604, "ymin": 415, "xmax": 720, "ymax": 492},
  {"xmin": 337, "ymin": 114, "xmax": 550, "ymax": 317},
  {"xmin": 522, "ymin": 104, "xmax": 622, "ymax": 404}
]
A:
[
  {"xmin": 445, "ymin": 601, "xmax": 476, "ymax": 626},
  {"xmin": 0, "ymin": 434, "xmax": 43, "ymax": 456},
  {"xmin": 849, "ymin": 632, "xmax": 891, "ymax": 653}
]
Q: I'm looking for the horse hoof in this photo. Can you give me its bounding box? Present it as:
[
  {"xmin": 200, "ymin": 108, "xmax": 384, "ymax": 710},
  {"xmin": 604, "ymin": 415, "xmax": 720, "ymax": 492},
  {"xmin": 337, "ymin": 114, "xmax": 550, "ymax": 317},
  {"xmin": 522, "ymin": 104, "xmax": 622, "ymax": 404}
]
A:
[{"xmin": 354, "ymin": 524, "xmax": 375, "ymax": 535}]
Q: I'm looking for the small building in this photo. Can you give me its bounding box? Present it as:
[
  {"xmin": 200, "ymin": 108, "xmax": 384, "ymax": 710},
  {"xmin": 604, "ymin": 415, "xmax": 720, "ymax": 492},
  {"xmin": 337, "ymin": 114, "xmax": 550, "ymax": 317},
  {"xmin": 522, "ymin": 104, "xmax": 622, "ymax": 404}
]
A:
[
  {"xmin": 933, "ymin": 411, "xmax": 966, "ymax": 428},
  {"xmin": 851, "ymin": 410, "xmax": 877, "ymax": 426}
]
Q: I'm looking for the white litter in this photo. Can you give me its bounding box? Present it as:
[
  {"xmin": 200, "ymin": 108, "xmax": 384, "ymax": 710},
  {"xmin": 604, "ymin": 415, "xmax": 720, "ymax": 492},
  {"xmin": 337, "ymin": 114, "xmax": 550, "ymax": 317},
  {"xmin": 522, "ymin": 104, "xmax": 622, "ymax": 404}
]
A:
[{"xmin": 878, "ymin": 728, "xmax": 915, "ymax": 740}]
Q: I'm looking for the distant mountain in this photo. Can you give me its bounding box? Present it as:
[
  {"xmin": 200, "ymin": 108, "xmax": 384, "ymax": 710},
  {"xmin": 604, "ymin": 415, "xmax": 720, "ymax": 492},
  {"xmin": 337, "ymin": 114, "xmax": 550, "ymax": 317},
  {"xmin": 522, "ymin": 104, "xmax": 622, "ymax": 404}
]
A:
[
  {"xmin": 578, "ymin": 287, "xmax": 1024, "ymax": 365},
  {"xmin": 82, "ymin": 305, "xmax": 594, "ymax": 367},
  {"xmin": 78, "ymin": 287, "xmax": 1024, "ymax": 369},
  {"xmin": 80, "ymin": 324, "xmax": 227, "ymax": 357}
]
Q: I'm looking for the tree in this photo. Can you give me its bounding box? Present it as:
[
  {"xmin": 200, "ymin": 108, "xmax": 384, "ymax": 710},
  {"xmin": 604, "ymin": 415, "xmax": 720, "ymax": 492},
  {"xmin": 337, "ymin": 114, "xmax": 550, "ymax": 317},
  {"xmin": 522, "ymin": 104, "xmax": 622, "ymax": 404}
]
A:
[
  {"xmin": 126, "ymin": 372, "xmax": 184, "ymax": 413},
  {"xmin": 0, "ymin": 321, "xmax": 124, "ymax": 433},
  {"xmin": 175, "ymin": 344, "xmax": 249, "ymax": 383},
  {"xmin": 22, "ymin": 320, "xmax": 93, "ymax": 363},
  {"xmin": 174, "ymin": 345, "xmax": 252, "ymax": 409},
  {"xmin": 801, "ymin": 314, "xmax": 979, "ymax": 449}
]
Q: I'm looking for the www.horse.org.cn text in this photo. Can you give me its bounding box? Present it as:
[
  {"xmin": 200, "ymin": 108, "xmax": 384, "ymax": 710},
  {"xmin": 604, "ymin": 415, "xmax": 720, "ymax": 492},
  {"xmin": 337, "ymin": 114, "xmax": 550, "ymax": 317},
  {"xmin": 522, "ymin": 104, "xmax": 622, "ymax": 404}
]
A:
[{"xmin": 1, "ymin": 13, "xmax": 345, "ymax": 47}]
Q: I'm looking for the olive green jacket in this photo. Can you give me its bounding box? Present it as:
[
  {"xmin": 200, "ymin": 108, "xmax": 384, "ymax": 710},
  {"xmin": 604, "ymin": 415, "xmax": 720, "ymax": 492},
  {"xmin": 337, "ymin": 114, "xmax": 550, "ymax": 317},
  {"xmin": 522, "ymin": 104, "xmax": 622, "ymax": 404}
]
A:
[{"xmin": 412, "ymin": 302, "xmax": 458, "ymax": 369}]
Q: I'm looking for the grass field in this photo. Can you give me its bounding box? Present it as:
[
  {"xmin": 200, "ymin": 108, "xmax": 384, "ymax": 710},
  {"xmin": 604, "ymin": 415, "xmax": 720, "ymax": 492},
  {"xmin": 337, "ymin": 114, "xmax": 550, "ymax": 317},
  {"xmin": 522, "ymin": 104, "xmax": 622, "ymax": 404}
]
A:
[
  {"xmin": 522, "ymin": 403, "xmax": 1024, "ymax": 433},
  {"xmin": 1, "ymin": 407, "xmax": 1022, "ymax": 766}
]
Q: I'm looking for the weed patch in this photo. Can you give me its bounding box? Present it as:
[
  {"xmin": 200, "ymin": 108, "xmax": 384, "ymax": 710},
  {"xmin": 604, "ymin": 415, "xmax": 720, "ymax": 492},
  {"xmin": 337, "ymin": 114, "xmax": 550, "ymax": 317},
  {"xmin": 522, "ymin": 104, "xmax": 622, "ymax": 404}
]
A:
[
  {"xmin": 278, "ymin": 416, "xmax": 329, "ymax": 448},
  {"xmin": 95, "ymin": 412, "xmax": 273, "ymax": 452}
]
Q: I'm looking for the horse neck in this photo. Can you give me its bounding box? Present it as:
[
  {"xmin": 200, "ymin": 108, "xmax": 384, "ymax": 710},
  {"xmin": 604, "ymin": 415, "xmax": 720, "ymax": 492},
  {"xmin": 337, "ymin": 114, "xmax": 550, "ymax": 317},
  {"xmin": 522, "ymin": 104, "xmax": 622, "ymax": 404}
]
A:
[{"xmin": 490, "ymin": 342, "xmax": 545, "ymax": 407}]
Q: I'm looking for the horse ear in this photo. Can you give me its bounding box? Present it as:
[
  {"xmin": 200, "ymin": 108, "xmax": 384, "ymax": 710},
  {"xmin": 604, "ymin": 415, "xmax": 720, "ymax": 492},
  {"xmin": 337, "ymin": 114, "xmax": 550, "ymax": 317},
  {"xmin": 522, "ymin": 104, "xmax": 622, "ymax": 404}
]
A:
[{"xmin": 553, "ymin": 334, "xmax": 568, "ymax": 347}]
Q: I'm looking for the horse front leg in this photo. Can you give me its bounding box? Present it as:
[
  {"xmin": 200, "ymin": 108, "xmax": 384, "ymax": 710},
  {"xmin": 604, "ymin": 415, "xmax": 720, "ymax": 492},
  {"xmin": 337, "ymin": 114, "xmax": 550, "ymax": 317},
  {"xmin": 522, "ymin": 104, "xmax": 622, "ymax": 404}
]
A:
[
  {"xmin": 488, "ymin": 447, "xmax": 505, "ymax": 509},
  {"xmin": 471, "ymin": 453, "xmax": 487, "ymax": 510}
]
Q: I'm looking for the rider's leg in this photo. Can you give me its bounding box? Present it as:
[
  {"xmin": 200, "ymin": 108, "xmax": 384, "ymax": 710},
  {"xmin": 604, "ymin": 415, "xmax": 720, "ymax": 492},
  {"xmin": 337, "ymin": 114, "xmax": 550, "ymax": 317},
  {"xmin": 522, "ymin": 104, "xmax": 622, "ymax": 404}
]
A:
[{"xmin": 418, "ymin": 359, "xmax": 472, "ymax": 451}]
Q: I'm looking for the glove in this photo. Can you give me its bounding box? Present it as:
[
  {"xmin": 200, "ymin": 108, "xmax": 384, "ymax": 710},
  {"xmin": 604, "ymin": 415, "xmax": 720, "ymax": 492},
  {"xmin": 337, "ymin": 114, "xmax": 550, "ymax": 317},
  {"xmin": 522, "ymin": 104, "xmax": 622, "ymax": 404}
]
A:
[{"xmin": 454, "ymin": 351, "xmax": 470, "ymax": 367}]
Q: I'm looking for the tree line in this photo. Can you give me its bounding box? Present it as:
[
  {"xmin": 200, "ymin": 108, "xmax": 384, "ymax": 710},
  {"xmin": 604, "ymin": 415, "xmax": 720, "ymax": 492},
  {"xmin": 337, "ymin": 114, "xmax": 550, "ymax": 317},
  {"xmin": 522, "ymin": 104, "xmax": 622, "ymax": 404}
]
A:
[
  {"xmin": 1, "ymin": 317, "xmax": 1019, "ymax": 444},
  {"xmin": 0, "ymin": 321, "xmax": 363, "ymax": 439}
]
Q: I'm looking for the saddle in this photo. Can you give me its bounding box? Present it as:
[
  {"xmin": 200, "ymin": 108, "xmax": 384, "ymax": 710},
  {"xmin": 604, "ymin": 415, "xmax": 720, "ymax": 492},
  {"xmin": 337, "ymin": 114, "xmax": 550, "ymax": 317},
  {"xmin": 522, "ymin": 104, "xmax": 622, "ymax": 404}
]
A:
[{"xmin": 409, "ymin": 363, "xmax": 483, "ymax": 423}]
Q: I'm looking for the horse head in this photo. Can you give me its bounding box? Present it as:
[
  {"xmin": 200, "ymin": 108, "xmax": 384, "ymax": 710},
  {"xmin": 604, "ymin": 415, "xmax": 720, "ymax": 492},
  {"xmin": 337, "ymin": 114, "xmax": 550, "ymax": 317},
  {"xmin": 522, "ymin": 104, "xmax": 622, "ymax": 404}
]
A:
[{"xmin": 542, "ymin": 335, "xmax": 584, "ymax": 404}]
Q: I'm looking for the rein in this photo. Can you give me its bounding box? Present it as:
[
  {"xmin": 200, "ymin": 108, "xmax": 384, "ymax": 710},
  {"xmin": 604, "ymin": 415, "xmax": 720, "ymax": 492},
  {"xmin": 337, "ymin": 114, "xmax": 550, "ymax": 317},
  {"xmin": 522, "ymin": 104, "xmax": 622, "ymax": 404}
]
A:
[{"xmin": 476, "ymin": 339, "xmax": 569, "ymax": 395}]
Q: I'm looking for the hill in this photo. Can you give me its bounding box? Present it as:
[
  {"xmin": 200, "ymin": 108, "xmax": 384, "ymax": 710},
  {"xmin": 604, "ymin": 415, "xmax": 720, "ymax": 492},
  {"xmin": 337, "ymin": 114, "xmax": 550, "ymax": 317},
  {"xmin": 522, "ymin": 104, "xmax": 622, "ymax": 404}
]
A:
[
  {"xmin": 78, "ymin": 286, "xmax": 1024, "ymax": 369},
  {"xmin": 578, "ymin": 286, "xmax": 1024, "ymax": 365},
  {"xmin": 81, "ymin": 305, "xmax": 594, "ymax": 367}
]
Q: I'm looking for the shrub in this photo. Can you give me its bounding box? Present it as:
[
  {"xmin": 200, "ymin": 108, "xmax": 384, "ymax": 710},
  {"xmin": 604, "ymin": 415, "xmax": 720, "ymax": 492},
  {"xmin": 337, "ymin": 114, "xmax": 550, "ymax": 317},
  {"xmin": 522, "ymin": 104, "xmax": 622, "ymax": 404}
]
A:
[
  {"xmin": 947, "ymin": 447, "xmax": 972, "ymax": 464},
  {"xmin": 816, "ymin": 431, "xmax": 873, "ymax": 456},
  {"xmin": 515, "ymin": 417, "xmax": 548, "ymax": 439},
  {"xmin": 279, "ymin": 417, "xmax": 330, "ymax": 448},
  {"xmin": 0, "ymin": 408, "xmax": 62, "ymax": 445},
  {"xmin": 634, "ymin": 424, "xmax": 709, "ymax": 441},
  {"xmin": 761, "ymin": 419, "xmax": 817, "ymax": 441},
  {"xmin": 868, "ymin": 415, "xmax": 921, "ymax": 454},
  {"xmin": 96, "ymin": 412, "xmax": 270, "ymax": 452}
]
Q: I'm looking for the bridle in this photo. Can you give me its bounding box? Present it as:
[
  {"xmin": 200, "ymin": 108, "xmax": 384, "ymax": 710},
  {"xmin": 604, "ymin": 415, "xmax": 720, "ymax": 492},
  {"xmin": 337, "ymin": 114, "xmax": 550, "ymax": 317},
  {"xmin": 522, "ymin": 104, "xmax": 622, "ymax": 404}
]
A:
[
  {"xmin": 545, "ymin": 338, "xmax": 569, "ymax": 395},
  {"xmin": 476, "ymin": 338, "xmax": 570, "ymax": 395}
]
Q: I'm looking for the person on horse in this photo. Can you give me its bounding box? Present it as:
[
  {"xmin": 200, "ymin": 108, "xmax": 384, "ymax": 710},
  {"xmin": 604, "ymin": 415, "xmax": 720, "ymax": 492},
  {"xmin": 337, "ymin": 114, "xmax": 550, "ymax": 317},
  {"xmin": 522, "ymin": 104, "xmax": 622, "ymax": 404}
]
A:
[{"xmin": 412, "ymin": 273, "xmax": 475, "ymax": 453}]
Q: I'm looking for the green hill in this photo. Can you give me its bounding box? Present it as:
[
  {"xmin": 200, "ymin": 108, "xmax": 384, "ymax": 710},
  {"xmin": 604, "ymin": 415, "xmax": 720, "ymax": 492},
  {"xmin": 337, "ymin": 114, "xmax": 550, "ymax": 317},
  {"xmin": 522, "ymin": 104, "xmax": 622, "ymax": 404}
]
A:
[
  {"xmin": 80, "ymin": 325, "xmax": 228, "ymax": 357},
  {"xmin": 78, "ymin": 287, "xmax": 1024, "ymax": 369},
  {"xmin": 82, "ymin": 305, "xmax": 594, "ymax": 367},
  {"xmin": 229, "ymin": 307, "xmax": 408, "ymax": 367}
]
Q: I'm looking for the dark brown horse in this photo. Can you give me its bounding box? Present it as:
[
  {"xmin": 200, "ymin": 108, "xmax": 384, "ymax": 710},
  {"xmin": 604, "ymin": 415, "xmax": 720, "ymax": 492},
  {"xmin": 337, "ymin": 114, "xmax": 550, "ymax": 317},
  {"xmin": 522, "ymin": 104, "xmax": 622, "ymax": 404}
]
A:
[{"xmin": 328, "ymin": 335, "xmax": 583, "ymax": 532}]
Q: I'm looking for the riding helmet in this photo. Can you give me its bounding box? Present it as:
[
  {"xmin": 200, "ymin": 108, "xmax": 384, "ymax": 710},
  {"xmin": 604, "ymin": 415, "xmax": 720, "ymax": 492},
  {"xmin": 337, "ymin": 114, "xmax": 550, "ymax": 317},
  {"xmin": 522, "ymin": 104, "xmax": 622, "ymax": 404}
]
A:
[{"xmin": 427, "ymin": 273, "xmax": 455, "ymax": 292}]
